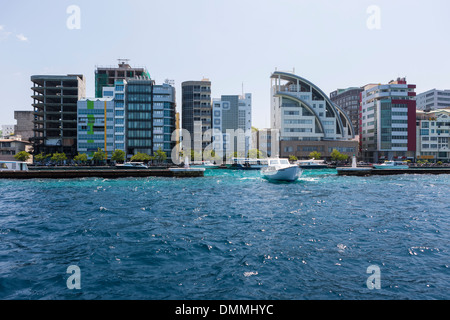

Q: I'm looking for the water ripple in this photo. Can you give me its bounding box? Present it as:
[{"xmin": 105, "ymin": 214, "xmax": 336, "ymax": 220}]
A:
[{"xmin": 0, "ymin": 171, "xmax": 449, "ymax": 300}]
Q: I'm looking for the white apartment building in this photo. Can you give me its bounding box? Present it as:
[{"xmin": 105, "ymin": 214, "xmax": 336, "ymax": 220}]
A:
[
  {"xmin": 270, "ymin": 70, "xmax": 357, "ymax": 159},
  {"xmin": 1, "ymin": 125, "xmax": 14, "ymax": 138},
  {"xmin": 416, "ymin": 109, "xmax": 450, "ymax": 162},
  {"xmin": 416, "ymin": 89, "xmax": 450, "ymax": 111},
  {"xmin": 360, "ymin": 78, "xmax": 417, "ymax": 162}
]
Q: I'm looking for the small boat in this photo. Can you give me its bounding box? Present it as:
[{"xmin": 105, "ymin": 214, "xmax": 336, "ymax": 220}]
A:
[
  {"xmin": 261, "ymin": 158, "xmax": 302, "ymax": 182},
  {"xmin": 297, "ymin": 158, "xmax": 328, "ymax": 169},
  {"xmin": 190, "ymin": 161, "xmax": 220, "ymax": 169},
  {"xmin": 227, "ymin": 158, "xmax": 269, "ymax": 170},
  {"xmin": 0, "ymin": 161, "xmax": 29, "ymax": 172},
  {"xmin": 373, "ymin": 161, "xmax": 409, "ymax": 170},
  {"xmin": 115, "ymin": 162, "xmax": 149, "ymax": 169}
]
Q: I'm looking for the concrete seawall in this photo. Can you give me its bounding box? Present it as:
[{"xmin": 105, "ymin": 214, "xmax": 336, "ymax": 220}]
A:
[
  {"xmin": 0, "ymin": 169, "xmax": 204, "ymax": 179},
  {"xmin": 337, "ymin": 168, "xmax": 450, "ymax": 176}
]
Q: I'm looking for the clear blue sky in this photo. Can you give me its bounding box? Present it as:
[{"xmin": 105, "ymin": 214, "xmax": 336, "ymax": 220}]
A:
[{"xmin": 1, "ymin": 0, "xmax": 450, "ymax": 129}]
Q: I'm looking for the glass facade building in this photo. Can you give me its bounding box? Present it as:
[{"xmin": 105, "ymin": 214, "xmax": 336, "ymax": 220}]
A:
[
  {"xmin": 77, "ymin": 98, "xmax": 115, "ymax": 159},
  {"xmin": 125, "ymin": 79, "xmax": 176, "ymax": 160}
]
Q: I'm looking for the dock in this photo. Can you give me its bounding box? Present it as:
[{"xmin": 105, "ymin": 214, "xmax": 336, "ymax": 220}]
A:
[
  {"xmin": 337, "ymin": 167, "xmax": 450, "ymax": 176},
  {"xmin": 0, "ymin": 168, "xmax": 204, "ymax": 179}
]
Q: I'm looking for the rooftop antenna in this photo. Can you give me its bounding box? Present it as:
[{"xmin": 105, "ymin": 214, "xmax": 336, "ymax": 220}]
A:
[
  {"xmin": 242, "ymin": 82, "xmax": 244, "ymax": 97},
  {"xmin": 118, "ymin": 58, "xmax": 131, "ymax": 67}
]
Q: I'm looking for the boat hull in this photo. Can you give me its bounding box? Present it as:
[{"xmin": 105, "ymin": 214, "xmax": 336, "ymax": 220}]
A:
[
  {"xmin": 190, "ymin": 165, "xmax": 220, "ymax": 169},
  {"xmin": 298, "ymin": 165, "xmax": 328, "ymax": 169},
  {"xmin": 262, "ymin": 166, "xmax": 302, "ymax": 182},
  {"xmin": 373, "ymin": 165, "xmax": 409, "ymax": 170}
]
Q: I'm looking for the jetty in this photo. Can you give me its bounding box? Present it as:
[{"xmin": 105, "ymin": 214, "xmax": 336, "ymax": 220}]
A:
[
  {"xmin": 0, "ymin": 167, "xmax": 204, "ymax": 179},
  {"xmin": 337, "ymin": 167, "xmax": 450, "ymax": 176}
]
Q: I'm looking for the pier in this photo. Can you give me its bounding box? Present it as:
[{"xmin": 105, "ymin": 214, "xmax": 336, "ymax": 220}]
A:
[
  {"xmin": 337, "ymin": 167, "xmax": 450, "ymax": 176},
  {"xmin": 0, "ymin": 168, "xmax": 204, "ymax": 179}
]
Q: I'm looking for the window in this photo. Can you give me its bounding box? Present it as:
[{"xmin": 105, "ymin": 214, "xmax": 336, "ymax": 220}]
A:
[{"xmin": 284, "ymin": 111, "xmax": 300, "ymax": 116}]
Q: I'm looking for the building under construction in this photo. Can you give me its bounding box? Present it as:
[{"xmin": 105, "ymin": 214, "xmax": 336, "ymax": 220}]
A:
[
  {"xmin": 31, "ymin": 74, "xmax": 86, "ymax": 158},
  {"xmin": 95, "ymin": 59, "xmax": 151, "ymax": 98}
]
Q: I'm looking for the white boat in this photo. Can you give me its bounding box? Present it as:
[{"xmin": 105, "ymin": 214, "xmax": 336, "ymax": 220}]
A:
[
  {"xmin": 297, "ymin": 158, "xmax": 328, "ymax": 169},
  {"xmin": 115, "ymin": 162, "xmax": 149, "ymax": 169},
  {"xmin": 0, "ymin": 161, "xmax": 29, "ymax": 172},
  {"xmin": 373, "ymin": 161, "xmax": 409, "ymax": 170},
  {"xmin": 190, "ymin": 161, "xmax": 220, "ymax": 169},
  {"xmin": 227, "ymin": 158, "xmax": 269, "ymax": 170},
  {"xmin": 261, "ymin": 158, "xmax": 302, "ymax": 182}
]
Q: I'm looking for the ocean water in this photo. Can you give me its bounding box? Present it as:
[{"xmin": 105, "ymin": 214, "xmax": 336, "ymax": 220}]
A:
[{"xmin": 0, "ymin": 169, "xmax": 449, "ymax": 300}]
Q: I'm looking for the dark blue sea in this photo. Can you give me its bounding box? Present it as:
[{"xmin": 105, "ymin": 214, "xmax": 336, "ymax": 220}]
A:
[{"xmin": 0, "ymin": 169, "xmax": 449, "ymax": 300}]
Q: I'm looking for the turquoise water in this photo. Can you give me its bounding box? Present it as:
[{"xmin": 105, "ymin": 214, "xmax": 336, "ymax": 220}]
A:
[{"xmin": 0, "ymin": 169, "xmax": 449, "ymax": 300}]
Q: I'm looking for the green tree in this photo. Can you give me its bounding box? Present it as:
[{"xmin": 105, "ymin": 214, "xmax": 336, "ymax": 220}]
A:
[
  {"xmin": 51, "ymin": 152, "xmax": 67, "ymax": 164},
  {"xmin": 111, "ymin": 149, "xmax": 126, "ymax": 163},
  {"xmin": 154, "ymin": 148, "xmax": 167, "ymax": 163},
  {"xmin": 14, "ymin": 151, "xmax": 31, "ymax": 162},
  {"xmin": 74, "ymin": 153, "xmax": 88, "ymax": 164},
  {"xmin": 330, "ymin": 149, "xmax": 349, "ymax": 162},
  {"xmin": 34, "ymin": 152, "xmax": 50, "ymax": 163},
  {"xmin": 92, "ymin": 148, "xmax": 106, "ymax": 164},
  {"xmin": 309, "ymin": 151, "xmax": 322, "ymax": 160},
  {"xmin": 247, "ymin": 149, "xmax": 263, "ymax": 159},
  {"xmin": 289, "ymin": 155, "xmax": 298, "ymax": 162},
  {"xmin": 131, "ymin": 152, "xmax": 152, "ymax": 162}
]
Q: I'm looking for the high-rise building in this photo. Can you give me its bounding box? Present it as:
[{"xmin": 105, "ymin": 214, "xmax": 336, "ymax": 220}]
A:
[
  {"xmin": 125, "ymin": 78, "xmax": 154, "ymax": 157},
  {"xmin": 152, "ymin": 81, "xmax": 177, "ymax": 159},
  {"xmin": 106, "ymin": 80, "xmax": 127, "ymax": 154},
  {"xmin": 181, "ymin": 79, "xmax": 212, "ymax": 152},
  {"xmin": 330, "ymin": 87, "xmax": 363, "ymax": 135},
  {"xmin": 95, "ymin": 60, "xmax": 150, "ymax": 98},
  {"xmin": 270, "ymin": 70, "xmax": 357, "ymax": 160},
  {"xmin": 416, "ymin": 89, "xmax": 450, "ymax": 111},
  {"xmin": 125, "ymin": 78, "xmax": 176, "ymax": 160},
  {"xmin": 416, "ymin": 109, "xmax": 450, "ymax": 162},
  {"xmin": 77, "ymin": 98, "xmax": 115, "ymax": 159},
  {"xmin": 212, "ymin": 93, "xmax": 252, "ymax": 157},
  {"xmin": 31, "ymin": 74, "xmax": 86, "ymax": 157},
  {"xmin": 360, "ymin": 78, "xmax": 417, "ymax": 162}
]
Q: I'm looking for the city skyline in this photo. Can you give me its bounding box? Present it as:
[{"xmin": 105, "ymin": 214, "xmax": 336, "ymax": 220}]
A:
[{"xmin": 1, "ymin": 0, "xmax": 450, "ymax": 129}]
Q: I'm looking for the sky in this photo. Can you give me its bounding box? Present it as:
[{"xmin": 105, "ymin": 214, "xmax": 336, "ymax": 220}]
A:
[{"xmin": 1, "ymin": 0, "xmax": 450, "ymax": 129}]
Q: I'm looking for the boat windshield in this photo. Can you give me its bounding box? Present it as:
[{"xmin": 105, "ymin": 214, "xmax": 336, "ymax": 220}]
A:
[
  {"xmin": 280, "ymin": 159, "xmax": 289, "ymax": 165},
  {"xmin": 269, "ymin": 160, "xmax": 279, "ymax": 165}
]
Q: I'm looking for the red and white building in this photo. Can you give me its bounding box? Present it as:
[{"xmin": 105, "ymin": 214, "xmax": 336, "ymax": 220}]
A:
[{"xmin": 360, "ymin": 78, "xmax": 417, "ymax": 163}]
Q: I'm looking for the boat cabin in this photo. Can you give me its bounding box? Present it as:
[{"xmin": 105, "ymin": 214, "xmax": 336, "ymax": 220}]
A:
[{"xmin": 0, "ymin": 161, "xmax": 29, "ymax": 172}]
